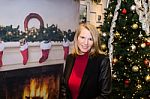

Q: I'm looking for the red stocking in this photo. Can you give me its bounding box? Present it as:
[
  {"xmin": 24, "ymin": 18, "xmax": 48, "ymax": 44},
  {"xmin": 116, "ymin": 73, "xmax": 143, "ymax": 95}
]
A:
[
  {"xmin": 63, "ymin": 46, "xmax": 69, "ymax": 60},
  {"xmin": 39, "ymin": 49, "xmax": 50, "ymax": 63},
  {"xmin": 0, "ymin": 51, "xmax": 3, "ymax": 67},
  {"xmin": 63, "ymin": 39, "xmax": 69, "ymax": 60},
  {"xmin": 20, "ymin": 41, "xmax": 28, "ymax": 65},
  {"xmin": 0, "ymin": 42, "xmax": 4, "ymax": 67},
  {"xmin": 39, "ymin": 41, "xmax": 51, "ymax": 63},
  {"xmin": 20, "ymin": 49, "xmax": 28, "ymax": 65}
]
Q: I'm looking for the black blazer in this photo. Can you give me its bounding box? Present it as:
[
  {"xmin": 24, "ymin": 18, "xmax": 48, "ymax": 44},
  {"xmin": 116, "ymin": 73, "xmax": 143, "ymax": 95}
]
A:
[{"xmin": 59, "ymin": 54, "xmax": 112, "ymax": 99}]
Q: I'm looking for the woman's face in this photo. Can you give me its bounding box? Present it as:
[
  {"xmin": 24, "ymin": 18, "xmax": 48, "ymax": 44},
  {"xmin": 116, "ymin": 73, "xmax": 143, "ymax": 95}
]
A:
[{"xmin": 77, "ymin": 27, "xmax": 93, "ymax": 55}]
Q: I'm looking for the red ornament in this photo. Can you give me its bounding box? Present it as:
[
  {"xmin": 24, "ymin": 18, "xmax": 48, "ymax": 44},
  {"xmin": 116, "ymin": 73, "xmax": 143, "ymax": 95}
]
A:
[
  {"xmin": 144, "ymin": 59, "xmax": 149, "ymax": 65},
  {"xmin": 125, "ymin": 79, "xmax": 130, "ymax": 84},
  {"xmin": 122, "ymin": 8, "xmax": 127, "ymax": 14},
  {"xmin": 146, "ymin": 41, "xmax": 150, "ymax": 46},
  {"xmin": 124, "ymin": 79, "xmax": 130, "ymax": 87}
]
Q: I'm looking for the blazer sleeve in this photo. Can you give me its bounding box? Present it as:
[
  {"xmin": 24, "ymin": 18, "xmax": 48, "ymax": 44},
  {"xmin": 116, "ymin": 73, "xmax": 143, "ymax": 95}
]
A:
[
  {"xmin": 59, "ymin": 54, "xmax": 73, "ymax": 99},
  {"xmin": 59, "ymin": 55, "xmax": 70, "ymax": 99},
  {"xmin": 97, "ymin": 56, "xmax": 112, "ymax": 99}
]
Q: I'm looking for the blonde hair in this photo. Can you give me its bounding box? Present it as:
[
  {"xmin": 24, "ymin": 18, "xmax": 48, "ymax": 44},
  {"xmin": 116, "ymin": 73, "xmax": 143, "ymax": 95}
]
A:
[{"xmin": 72, "ymin": 23, "xmax": 105, "ymax": 56}]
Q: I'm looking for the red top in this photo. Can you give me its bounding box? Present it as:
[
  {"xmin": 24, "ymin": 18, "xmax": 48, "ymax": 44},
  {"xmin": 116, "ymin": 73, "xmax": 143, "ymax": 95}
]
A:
[{"xmin": 68, "ymin": 53, "xmax": 89, "ymax": 99}]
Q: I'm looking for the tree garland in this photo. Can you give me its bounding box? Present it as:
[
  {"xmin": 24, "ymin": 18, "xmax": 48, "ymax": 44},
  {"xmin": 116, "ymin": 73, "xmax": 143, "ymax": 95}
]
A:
[
  {"xmin": 134, "ymin": 0, "xmax": 150, "ymax": 36},
  {"xmin": 108, "ymin": 0, "xmax": 121, "ymax": 71}
]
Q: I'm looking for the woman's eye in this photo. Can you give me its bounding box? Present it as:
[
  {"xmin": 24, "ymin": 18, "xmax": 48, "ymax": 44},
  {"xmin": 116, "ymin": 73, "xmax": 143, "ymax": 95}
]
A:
[
  {"xmin": 80, "ymin": 36, "xmax": 85, "ymax": 39},
  {"xmin": 89, "ymin": 38, "xmax": 93, "ymax": 41}
]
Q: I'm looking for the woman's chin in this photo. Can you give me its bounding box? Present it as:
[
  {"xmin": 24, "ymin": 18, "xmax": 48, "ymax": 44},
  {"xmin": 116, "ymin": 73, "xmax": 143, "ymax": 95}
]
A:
[{"xmin": 80, "ymin": 50, "xmax": 88, "ymax": 54}]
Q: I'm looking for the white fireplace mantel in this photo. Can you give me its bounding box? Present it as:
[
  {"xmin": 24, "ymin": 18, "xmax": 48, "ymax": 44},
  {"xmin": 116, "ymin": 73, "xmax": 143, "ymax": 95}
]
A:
[{"xmin": 0, "ymin": 42, "xmax": 71, "ymax": 71}]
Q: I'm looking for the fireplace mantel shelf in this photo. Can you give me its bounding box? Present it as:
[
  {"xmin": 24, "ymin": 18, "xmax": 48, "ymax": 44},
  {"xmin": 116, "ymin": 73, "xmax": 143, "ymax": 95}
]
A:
[{"xmin": 0, "ymin": 41, "xmax": 71, "ymax": 71}]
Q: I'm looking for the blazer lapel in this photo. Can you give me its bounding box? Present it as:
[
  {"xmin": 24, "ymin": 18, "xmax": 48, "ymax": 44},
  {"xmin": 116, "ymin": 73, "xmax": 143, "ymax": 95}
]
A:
[
  {"xmin": 79, "ymin": 57, "xmax": 94, "ymax": 92},
  {"xmin": 65, "ymin": 55, "xmax": 75, "ymax": 84}
]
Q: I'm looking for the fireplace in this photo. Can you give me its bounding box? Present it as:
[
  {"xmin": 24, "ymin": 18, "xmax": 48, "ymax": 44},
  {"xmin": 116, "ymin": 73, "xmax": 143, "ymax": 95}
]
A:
[
  {"xmin": 0, "ymin": 42, "xmax": 71, "ymax": 99},
  {"xmin": 0, "ymin": 64, "xmax": 63, "ymax": 99}
]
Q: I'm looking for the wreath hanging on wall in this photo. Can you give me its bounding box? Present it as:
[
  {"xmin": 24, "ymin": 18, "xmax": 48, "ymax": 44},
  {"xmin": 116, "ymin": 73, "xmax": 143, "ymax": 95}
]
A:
[{"xmin": 24, "ymin": 13, "xmax": 44, "ymax": 31}]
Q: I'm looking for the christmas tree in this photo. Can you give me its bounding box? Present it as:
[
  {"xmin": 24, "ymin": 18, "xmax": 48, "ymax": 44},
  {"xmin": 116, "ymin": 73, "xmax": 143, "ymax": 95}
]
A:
[{"xmin": 101, "ymin": 0, "xmax": 150, "ymax": 98}]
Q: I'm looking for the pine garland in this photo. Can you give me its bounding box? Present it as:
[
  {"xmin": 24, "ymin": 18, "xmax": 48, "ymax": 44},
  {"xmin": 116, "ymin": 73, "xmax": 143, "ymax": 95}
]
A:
[{"xmin": 0, "ymin": 24, "xmax": 75, "ymax": 42}]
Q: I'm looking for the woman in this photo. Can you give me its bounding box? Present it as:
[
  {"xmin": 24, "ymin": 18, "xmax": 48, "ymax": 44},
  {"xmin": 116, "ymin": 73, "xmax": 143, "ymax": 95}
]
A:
[{"xmin": 59, "ymin": 23, "xmax": 112, "ymax": 99}]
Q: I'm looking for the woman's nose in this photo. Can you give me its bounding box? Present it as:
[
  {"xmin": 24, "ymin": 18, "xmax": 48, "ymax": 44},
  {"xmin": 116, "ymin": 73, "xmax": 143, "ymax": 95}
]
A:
[{"xmin": 83, "ymin": 39, "xmax": 88, "ymax": 44}]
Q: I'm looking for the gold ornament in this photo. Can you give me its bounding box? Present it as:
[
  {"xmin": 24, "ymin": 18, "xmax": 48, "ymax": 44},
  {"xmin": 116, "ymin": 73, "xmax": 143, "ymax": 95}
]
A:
[
  {"xmin": 136, "ymin": 84, "xmax": 142, "ymax": 90},
  {"xmin": 132, "ymin": 65, "xmax": 139, "ymax": 72},
  {"xmin": 113, "ymin": 58, "xmax": 118, "ymax": 64},
  {"xmin": 145, "ymin": 75, "xmax": 150, "ymax": 82},
  {"xmin": 115, "ymin": 31, "xmax": 120, "ymax": 38},
  {"xmin": 132, "ymin": 23, "xmax": 138, "ymax": 29},
  {"xmin": 141, "ymin": 43, "xmax": 146, "ymax": 48},
  {"xmin": 101, "ymin": 44, "xmax": 107, "ymax": 50}
]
